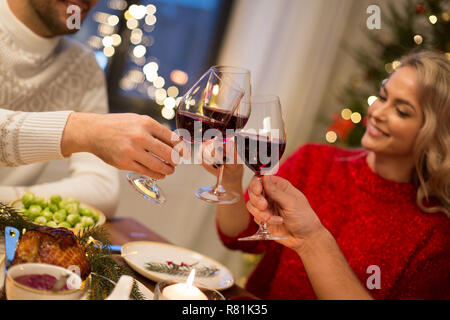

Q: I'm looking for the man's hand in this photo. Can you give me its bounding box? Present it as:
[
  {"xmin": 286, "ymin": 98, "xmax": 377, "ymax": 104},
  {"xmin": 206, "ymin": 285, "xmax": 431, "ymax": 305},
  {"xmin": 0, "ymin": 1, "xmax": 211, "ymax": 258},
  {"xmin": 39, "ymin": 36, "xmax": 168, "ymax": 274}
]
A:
[{"xmin": 62, "ymin": 112, "xmax": 181, "ymax": 179}]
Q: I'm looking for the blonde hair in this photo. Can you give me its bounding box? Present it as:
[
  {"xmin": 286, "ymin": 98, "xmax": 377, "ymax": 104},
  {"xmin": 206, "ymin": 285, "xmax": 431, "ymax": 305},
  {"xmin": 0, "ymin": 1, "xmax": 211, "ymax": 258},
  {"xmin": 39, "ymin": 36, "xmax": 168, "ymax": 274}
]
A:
[{"xmin": 399, "ymin": 50, "xmax": 450, "ymax": 216}]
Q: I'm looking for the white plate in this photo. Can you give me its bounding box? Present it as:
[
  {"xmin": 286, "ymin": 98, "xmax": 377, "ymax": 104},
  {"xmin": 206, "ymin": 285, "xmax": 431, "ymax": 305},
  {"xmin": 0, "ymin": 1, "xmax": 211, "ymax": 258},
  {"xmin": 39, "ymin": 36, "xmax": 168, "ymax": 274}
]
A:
[{"xmin": 121, "ymin": 241, "xmax": 234, "ymax": 291}]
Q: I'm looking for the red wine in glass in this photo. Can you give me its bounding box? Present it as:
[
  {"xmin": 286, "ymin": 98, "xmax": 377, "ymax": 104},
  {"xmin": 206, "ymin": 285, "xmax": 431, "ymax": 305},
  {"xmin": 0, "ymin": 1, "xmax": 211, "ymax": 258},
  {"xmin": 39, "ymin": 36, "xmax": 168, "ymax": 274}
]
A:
[
  {"xmin": 236, "ymin": 94, "xmax": 287, "ymax": 241},
  {"xmin": 237, "ymin": 133, "xmax": 286, "ymax": 176},
  {"xmin": 203, "ymin": 106, "xmax": 250, "ymax": 131},
  {"xmin": 175, "ymin": 109, "xmax": 227, "ymax": 143}
]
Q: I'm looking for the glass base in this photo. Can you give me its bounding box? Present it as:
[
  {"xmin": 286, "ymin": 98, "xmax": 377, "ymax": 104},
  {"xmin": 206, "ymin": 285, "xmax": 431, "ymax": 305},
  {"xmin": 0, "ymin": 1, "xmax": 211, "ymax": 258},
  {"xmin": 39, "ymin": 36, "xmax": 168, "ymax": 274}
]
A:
[
  {"xmin": 238, "ymin": 227, "xmax": 288, "ymax": 241},
  {"xmin": 126, "ymin": 172, "xmax": 166, "ymax": 204},
  {"xmin": 195, "ymin": 185, "xmax": 240, "ymax": 205}
]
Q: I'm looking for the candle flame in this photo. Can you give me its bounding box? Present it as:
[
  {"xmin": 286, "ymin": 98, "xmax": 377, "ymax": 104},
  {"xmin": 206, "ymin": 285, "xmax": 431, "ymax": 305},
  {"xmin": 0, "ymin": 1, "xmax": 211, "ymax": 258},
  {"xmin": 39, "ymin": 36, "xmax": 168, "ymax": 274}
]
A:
[{"xmin": 186, "ymin": 269, "xmax": 196, "ymax": 286}]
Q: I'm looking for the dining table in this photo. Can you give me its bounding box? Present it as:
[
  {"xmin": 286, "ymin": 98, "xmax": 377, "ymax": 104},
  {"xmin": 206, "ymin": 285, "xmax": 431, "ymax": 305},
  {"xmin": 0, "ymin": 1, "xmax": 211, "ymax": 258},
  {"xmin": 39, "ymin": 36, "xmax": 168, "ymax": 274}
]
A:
[{"xmin": 105, "ymin": 217, "xmax": 258, "ymax": 300}]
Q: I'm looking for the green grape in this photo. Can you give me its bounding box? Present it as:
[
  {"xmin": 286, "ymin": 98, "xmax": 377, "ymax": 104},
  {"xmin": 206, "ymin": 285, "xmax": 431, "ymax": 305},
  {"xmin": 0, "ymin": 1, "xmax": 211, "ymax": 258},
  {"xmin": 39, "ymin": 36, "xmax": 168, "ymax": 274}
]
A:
[
  {"xmin": 67, "ymin": 213, "xmax": 81, "ymax": 226},
  {"xmin": 58, "ymin": 221, "xmax": 72, "ymax": 229},
  {"xmin": 66, "ymin": 203, "xmax": 79, "ymax": 215},
  {"xmin": 46, "ymin": 221, "xmax": 58, "ymax": 228},
  {"xmin": 50, "ymin": 194, "xmax": 62, "ymax": 205},
  {"xmin": 53, "ymin": 209, "xmax": 67, "ymax": 223},
  {"xmin": 80, "ymin": 207, "xmax": 93, "ymax": 217},
  {"xmin": 81, "ymin": 216, "xmax": 94, "ymax": 227},
  {"xmin": 41, "ymin": 208, "xmax": 53, "ymax": 222},
  {"xmin": 34, "ymin": 216, "xmax": 47, "ymax": 225},
  {"xmin": 21, "ymin": 192, "xmax": 35, "ymax": 208}
]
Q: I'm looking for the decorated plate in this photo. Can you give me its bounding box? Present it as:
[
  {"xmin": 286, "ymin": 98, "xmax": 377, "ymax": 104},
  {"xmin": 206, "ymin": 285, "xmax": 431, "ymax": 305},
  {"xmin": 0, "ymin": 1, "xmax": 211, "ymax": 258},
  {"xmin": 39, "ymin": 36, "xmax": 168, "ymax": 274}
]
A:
[{"xmin": 121, "ymin": 241, "xmax": 234, "ymax": 291}]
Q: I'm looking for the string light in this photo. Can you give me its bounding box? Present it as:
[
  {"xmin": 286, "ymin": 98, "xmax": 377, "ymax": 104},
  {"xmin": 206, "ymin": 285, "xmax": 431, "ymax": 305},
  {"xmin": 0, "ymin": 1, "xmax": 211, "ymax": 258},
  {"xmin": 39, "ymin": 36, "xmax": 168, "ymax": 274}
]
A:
[
  {"xmin": 442, "ymin": 12, "xmax": 449, "ymax": 22},
  {"xmin": 385, "ymin": 63, "xmax": 394, "ymax": 74},
  {"xmin": 392, "ymin": 60, "xmax": 401, "ymax": 70},
  {"xmin": 126, "ymin": 18, "xmax": 139, "ymax": 29},
  {"xmin": 107, "ymin": 15, "xmax": 119, "ymax": 26},
  {"xmin": 103, "ymin": 46, "xmax": 115, "ymax": 57},
  {"xmin": 367, "ymin": 96, "xmax": 377, "ymax": 106},
  {"xmin": 341, "ymin": 108, "xmax": 352, "ymax": 120},
  {"xmin": 171, "ymin": 70, "xmax": 189, "ymax": 85},
  {"xmin": 167, "ymin": 86, "xmax": 179, "ymax": 97},
  {"xmin": 164, "ymin": 97, "xmax": 177, "ymax": 109},
  {"xmin": 133, "ymin": 45, "xmax": 146, "ymax": 58},
  {"xmin": 111, "ymin": 34, "xmax": 122, "ymax": 46},
  {"xmin": 350, "ymin": 112, "xmax": 362, "ymax": 124},
  {"xmin": 102, "ymin": 36, "xmax": 113, "ymax": 47},
  {"xmin": 146, "ymin": 4, "xmax": 157, "ymax": 15},
  {"xmin": 153, "ymin": 76, "xmax": 165, "ymax": 88},
  {"xmin": 413, "ymin": 35, "xmax": 423, "ymax": 45},
  {"xmin": 129, "ymin": 4, "xmax": 147, "ymax": 20},
  {"xmin": 145, "ymin": 15, "xmax": 157, "ymax": 26},
  {"xmin": 325, "ymin": 131, "xmax": 337, "ymax": 144},
  {"xmin": 161, "ymin": 106, "xmax": 175, "ymax": 119},
  {"xmin": 428, "ymin": 15, "xmax": 438, "ymax": 24},
  {"xmin": 155, "ymin": 88, "xmax": 167, "ymax": 101}
]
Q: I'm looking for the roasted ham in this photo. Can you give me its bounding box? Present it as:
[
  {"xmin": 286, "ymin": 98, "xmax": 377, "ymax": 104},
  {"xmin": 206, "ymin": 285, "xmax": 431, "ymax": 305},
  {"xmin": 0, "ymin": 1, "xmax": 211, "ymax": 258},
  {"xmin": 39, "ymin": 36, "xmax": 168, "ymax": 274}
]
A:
[{"xmin": 12, "ymin": 226, "xmax": 91, "ymax": 279}]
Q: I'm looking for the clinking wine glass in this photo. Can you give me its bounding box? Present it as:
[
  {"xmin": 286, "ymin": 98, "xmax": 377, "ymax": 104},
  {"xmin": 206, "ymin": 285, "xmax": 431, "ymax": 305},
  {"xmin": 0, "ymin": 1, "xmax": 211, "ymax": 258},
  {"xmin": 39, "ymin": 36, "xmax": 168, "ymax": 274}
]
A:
[
  {"xmin": 126, "ymin": 153, "xmax": 170, "ymax": 204},
  {"xmin": 175, "ymin": 67, "xmax": 245, "ymax": 199},
  {"xmin": 236, "ymin": 95, "xmax": 288, "ymax": 241},
  {"xmin": 195, "ymin": 66, "xmax": 251, "ymax": 205}
]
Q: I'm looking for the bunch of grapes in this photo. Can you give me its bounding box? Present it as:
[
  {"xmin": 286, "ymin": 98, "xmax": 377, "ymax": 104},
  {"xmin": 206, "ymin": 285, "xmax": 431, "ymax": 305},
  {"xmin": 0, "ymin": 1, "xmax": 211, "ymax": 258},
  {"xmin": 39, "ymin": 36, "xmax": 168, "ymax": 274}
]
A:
[{"xmin": 19, "ymin": 192, "xmax": 99, "ymax": 229}]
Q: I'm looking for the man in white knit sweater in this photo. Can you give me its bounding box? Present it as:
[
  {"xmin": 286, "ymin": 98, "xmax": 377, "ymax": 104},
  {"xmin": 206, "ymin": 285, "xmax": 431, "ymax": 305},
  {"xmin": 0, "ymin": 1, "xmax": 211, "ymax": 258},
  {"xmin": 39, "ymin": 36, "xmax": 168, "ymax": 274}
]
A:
[{"xmin": 0, "ymin": 0, "xmax": 179, "ymax": 217}]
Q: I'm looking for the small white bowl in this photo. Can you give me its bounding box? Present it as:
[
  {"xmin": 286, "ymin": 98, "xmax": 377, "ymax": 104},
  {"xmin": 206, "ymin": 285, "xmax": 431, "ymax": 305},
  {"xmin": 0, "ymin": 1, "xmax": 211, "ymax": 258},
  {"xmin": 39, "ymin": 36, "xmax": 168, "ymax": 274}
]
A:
[{"xmin": 6, "ymin": 263, "xmax": 85, "ymax": 300}]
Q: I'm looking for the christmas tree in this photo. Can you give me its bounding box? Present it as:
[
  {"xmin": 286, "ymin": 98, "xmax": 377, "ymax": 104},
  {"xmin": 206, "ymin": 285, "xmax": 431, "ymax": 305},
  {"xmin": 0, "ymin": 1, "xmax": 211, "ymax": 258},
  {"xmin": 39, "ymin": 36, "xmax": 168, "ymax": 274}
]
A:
[{"xmin": 325, "ymin": 0, "xmax": 450, "ymax": 147}]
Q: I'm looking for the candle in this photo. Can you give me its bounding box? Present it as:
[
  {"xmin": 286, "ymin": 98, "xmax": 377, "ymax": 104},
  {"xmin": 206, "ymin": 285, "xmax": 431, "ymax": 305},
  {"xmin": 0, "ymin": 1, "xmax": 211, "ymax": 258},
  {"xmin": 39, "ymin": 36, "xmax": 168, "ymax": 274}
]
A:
[{"xmin": 161, "ymin": 269, "xmax": 208, "ymax": 300}]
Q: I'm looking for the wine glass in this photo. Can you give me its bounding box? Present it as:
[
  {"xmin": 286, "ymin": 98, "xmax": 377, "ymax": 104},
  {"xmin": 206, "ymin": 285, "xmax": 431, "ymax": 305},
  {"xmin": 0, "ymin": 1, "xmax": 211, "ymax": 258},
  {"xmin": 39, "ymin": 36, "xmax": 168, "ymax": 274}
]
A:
[
  {"xmin": 195, "ymin": 66, "xmax": 251, "ymax": 204},
  {"xmin": 236, "ymin": 95, "xmax": 288, "ymax": 241},
  {"xmin": 175, "ymin": 66, "xmax": 244, "ymax": 175},
  {"xmin": 126, "ymin": 155, "xmax": 168, "ymax": 204}
]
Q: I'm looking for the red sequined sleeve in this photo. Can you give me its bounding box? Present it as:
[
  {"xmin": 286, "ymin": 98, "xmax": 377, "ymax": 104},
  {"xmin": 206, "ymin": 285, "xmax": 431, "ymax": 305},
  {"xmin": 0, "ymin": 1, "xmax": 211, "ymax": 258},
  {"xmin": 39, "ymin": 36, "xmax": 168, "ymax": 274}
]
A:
[
  {"xmin": 216, "ymin": 144, "xmax": 320, "ymax": 254},
  {"xmin": 388, "ymin": 224, "xmax": 450, "ymax": 299}
]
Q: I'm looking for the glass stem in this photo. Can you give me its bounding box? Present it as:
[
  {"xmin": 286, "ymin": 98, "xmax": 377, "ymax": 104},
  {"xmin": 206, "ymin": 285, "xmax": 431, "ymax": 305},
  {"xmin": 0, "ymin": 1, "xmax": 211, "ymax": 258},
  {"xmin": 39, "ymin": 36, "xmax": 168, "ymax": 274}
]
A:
[{"xmin": 213, "ymin": 165, "xmax": 225, "ymax": 195}]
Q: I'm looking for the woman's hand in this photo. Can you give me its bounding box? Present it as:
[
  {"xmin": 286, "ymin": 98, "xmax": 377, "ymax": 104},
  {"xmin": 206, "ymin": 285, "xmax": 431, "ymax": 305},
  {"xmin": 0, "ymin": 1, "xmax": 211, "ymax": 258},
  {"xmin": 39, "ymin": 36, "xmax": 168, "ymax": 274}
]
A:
[{"xmin": 246, "ymin": 175, "xmax": 324, "ymax": 251}]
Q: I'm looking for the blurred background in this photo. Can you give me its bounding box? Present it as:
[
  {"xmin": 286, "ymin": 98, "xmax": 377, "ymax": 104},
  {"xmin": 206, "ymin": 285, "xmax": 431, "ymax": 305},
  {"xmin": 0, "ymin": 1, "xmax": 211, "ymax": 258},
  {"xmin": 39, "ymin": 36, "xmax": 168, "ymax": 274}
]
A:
[{"xmin": 36, "ymin": 0, "xmax": 450, "ymax": 285}]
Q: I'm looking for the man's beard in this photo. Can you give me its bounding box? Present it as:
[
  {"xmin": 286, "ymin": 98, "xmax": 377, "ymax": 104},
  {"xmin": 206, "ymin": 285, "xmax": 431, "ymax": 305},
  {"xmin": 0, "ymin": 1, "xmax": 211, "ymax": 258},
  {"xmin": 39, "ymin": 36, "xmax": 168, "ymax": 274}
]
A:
[{"xmin": 28, "ymin": 0, "xmax": 83, "ymax": 36}]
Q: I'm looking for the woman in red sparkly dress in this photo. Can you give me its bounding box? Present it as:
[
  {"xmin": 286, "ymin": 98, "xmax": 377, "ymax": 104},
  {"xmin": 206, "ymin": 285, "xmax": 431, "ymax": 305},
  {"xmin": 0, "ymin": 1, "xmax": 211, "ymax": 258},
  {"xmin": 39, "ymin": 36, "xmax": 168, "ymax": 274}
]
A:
[{"xmin": 204, "ymin": 50, "xmax": 450, "ymax": 299}]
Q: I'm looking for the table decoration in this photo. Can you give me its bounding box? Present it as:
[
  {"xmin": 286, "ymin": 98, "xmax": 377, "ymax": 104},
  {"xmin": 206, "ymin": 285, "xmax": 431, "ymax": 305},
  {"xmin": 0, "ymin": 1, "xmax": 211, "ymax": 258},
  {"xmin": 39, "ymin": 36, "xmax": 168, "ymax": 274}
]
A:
[
  {"xmin": 145, "ymin": 260, "xmax": 219, "ymax": 277},
  {"xmin": 154, "ymin": 269, "xmax": 224, "ymax": 300},
  {"xmin": 0, "ymin": 202, "xmax": 144, "ymax": 300}
]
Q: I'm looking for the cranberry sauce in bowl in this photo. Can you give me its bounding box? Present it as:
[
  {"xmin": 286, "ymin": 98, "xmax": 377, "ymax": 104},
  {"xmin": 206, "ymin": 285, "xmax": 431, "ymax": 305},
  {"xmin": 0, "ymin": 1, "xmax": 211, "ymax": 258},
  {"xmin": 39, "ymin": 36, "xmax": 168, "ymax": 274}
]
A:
[{"xmin": 14, "ymin": 274, "xmax": 69, "ymax": 291}]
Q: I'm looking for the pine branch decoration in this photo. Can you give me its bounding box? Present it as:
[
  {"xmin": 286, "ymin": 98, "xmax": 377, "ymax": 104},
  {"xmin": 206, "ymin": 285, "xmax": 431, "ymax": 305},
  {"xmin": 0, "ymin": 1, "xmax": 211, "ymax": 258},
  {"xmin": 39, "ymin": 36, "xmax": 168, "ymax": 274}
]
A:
[
  {"xmin": 0, "ymin": 202, "xmax": 36, "ymax": 233},
  {"xmin": 145, "ymin": 261, "xmax": 219, "ymax": 277}
]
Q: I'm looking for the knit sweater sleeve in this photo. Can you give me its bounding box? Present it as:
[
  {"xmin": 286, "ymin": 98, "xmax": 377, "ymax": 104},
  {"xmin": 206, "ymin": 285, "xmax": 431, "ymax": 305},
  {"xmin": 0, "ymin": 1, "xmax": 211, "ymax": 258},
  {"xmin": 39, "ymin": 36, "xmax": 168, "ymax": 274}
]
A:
[
  {"xmin": 216, "ymin": 143, "xmax": 321, "ymax": 253},
  {"xmin": 0, "ymin": 109, "xmax": 73, "ymax": 167},
  {"xmin": 0, "ymin": 52, "xmax": 120, "ymax": 217},
  {"xmin": 388, "ymin": 223, "xmax": 450, "ymax": 299}
]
